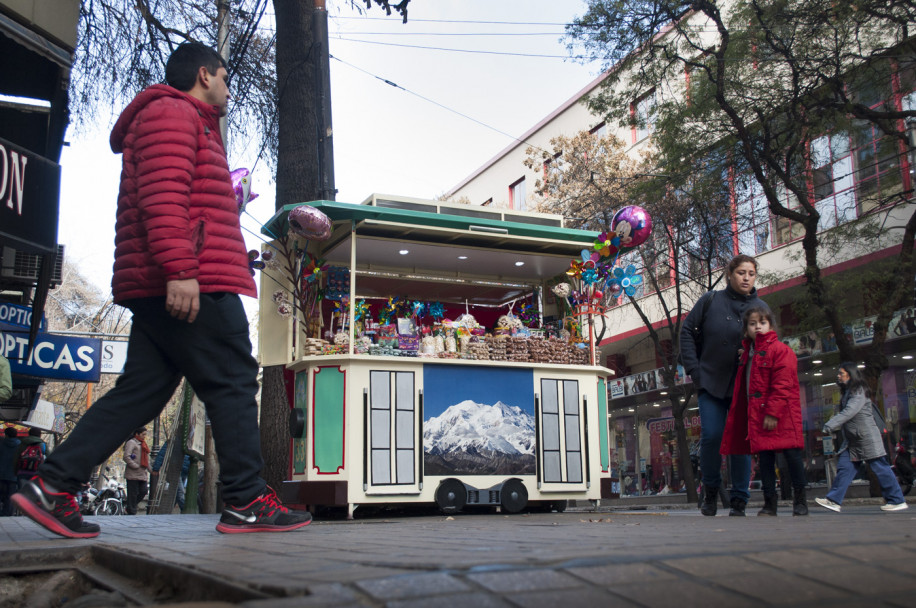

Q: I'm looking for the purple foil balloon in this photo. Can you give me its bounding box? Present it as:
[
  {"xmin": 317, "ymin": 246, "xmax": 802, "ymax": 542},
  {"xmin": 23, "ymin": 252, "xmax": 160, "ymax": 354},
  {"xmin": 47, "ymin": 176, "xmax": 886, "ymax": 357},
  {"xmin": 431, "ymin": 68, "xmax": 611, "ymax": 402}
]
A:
[
  {"xmin": 288, "ymin": 205, "xmax": 332, "ymax": 241},
  {"xmin": 230, "ymin": 168, "xmax": 258, "ymax": 212},
  {"xmin": 611, "ymin": 205, "xmax": 653, "ymax": 248}
]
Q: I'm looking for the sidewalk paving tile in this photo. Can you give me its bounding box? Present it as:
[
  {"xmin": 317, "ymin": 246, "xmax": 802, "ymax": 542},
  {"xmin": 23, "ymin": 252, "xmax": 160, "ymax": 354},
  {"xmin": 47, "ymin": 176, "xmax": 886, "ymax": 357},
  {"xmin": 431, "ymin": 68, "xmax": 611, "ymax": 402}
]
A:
[
  {"xmin": 564, "ymin": 561, "xmax": 679, "ymax": 586},
  {"xmin": 386, "ymin": 592, "xmax": 514, "ymax": 608},
  {"xmin": 355, "ymin": 572, "xmax": 470, "ymax": 600},
  {"xmin": 503, "ymin": 586, "xmax": 630, "ymax": 608},
  {"xmin": 661, "ymin": 554, "xmax": 767, "ymax": 577},
  {"xmin": 608, "ymin": 579, "xmax": 763, "ymax": 608},
  {"xmin": 714, "ymin": 570, "xmax": 852, "ymax": 604},
  {"xmin": 466, "ymin": 569, "xmax": 581, "ymax": 593},
  {"xmin": 793, "ymin": 563, "xmax": 916, "ymax": 594}
]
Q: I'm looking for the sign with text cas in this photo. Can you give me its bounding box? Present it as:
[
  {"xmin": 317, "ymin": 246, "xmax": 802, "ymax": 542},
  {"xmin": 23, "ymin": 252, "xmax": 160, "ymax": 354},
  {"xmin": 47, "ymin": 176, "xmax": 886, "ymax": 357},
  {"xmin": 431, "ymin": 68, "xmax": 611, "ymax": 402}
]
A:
[
  {"xmin": 0, "ymin": 136, "xmax": 61, "ymax": 254},
  {"xmin": 0, "ymin": 322, "xmax": 101, "ymax": 382}
]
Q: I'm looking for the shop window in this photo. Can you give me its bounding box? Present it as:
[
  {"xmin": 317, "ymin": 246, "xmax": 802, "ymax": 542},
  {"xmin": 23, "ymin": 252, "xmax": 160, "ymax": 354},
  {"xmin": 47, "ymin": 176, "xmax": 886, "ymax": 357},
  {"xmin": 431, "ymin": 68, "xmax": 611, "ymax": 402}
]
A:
[{"xmin": 509, "ymin": 177, "xmax": 526, "ymax": 211}]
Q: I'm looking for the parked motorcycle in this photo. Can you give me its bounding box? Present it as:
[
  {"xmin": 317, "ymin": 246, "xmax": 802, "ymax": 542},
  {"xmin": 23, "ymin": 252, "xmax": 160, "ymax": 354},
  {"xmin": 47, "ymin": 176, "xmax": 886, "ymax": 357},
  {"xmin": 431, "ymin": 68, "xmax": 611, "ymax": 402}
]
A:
[
  {"xmin": 78, "ymin": 483, "xmax": 100, "ymax": 516},
  {"xmin": 90, "ymin": 467, "xmax": 127, "ymax": 516}
]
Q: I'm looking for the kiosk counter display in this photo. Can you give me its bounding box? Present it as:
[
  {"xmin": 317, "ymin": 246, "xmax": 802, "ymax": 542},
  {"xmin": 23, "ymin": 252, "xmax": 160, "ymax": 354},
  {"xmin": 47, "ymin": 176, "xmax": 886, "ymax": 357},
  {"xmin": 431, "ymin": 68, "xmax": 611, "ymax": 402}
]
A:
[{"xmin": 258, "ymin": 195, "xmax": 623, "ymax": 517}]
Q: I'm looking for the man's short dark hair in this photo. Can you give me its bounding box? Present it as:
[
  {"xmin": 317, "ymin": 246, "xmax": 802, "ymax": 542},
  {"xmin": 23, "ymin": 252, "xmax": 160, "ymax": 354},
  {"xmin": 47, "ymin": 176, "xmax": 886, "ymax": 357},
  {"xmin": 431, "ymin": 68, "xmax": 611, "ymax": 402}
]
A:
[
  {"xmin": 165, "ymin": 42, "xmax": 226, "ymax": 92},
  {"xmin": 4, "ymin": 427, "xmax": 17, "ymax": 438}
]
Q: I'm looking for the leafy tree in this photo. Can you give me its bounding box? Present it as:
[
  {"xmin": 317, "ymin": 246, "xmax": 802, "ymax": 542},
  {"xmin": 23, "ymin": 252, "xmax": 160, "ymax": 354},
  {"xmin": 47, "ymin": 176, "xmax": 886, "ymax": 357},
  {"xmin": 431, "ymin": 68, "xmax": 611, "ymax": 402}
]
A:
[
  {"xmin": 567, "ymin": 0, "xmax": 916, "ymax": 394},
  {"xmin": 524, "ymin": 131, "xmax": 740, "ymax": 501}
]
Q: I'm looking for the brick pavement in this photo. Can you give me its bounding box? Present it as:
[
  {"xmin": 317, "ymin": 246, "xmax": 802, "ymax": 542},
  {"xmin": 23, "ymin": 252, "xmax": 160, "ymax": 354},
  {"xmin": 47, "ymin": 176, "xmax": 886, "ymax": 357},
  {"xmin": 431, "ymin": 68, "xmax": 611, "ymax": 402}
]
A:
[{"xmin": 0, "ymin": 500, "xmax": 914, "ymax": 607}]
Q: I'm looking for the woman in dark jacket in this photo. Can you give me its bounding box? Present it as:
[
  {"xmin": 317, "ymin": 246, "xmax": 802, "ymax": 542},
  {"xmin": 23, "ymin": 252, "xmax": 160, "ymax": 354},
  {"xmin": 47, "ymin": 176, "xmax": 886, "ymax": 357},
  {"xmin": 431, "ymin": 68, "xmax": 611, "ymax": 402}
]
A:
[
  {"xmin": 680, "ymin": 254, "xmax": 771, "ymax": 516},
  {"xmin": 815, "ymin": 363, "xmax": 908, "ymax": 512}
]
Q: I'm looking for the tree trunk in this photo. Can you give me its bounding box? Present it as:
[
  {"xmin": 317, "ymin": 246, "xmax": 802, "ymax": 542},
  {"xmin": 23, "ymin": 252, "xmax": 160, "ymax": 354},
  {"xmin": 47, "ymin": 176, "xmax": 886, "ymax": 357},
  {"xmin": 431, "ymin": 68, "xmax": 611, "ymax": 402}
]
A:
[
  {"xmin": 259, "ymin": 366, "xmax": 290, "ymax": 490},
  {"xmin": 260, "ymin": 1, "xmax": 322, "ymax": 489}
]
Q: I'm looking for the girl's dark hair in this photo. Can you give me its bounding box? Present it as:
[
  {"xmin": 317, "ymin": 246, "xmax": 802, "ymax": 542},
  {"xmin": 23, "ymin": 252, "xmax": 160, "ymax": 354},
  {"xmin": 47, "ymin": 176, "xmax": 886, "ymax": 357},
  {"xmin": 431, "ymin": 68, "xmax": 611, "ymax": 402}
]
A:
[
  {"xmin": 838, "ymin": 361, "xmax": 870, "ymax": 397},
  {"xmin": 165, "ymin": 42, "xmax": 227, "ymax": 92},
  {"xmin": 742, "ymin": 306, "xmax": 776, "ymax": 335},
  {"xmin": 727, "ymin": 254, "xmax": 759, "ymax": 276}
]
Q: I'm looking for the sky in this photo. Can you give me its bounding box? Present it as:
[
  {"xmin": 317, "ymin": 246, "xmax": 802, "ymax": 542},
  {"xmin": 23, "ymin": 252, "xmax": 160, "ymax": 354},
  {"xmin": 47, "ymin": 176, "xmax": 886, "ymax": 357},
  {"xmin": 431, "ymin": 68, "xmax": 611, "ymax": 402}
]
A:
[{"xmin": 56, "ymin": 0, "xmax": 604, "ymax": 302}]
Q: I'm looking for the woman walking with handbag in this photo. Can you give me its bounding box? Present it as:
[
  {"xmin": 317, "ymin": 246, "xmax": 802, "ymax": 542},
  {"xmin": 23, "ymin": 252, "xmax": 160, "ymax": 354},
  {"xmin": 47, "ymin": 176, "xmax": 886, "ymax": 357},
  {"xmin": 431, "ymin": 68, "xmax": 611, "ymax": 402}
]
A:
[{"xmin": 815, "ymin": 362, "xmax": 908, "ymax": 513}]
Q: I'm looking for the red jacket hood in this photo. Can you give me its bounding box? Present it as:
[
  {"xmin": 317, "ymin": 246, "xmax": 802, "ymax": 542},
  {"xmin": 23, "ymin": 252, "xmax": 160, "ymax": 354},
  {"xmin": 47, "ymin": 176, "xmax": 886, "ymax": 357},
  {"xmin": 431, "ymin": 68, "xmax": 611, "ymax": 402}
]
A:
[{"xmin": 110, "ymin": 84, "xmax": 222, "ymax": 153}]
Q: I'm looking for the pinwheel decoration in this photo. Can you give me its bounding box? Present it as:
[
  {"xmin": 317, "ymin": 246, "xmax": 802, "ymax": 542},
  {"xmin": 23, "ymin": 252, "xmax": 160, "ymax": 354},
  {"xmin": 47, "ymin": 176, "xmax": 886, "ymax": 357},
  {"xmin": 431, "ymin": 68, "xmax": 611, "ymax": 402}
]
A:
[
  {"xmin": 593, "ymin": 230, "xmax": 621, "ymax": 257},
  {"xmin": 354, "ymin": 299, "xmax": 371, "ymax": 322},
  {"xmin": 230, "ymin": 168, "xmax": 259, "ymax": 214},
  {"xmin": 607, "ymin": 264, "xmax": 643, "ymax": 297},
  {"xmin": 411, "ymin": 300, "xmax": 426, "ymax": 319},
  {"xmin": 429, "ymin": 301, "xmax": 445, "ymax": 320},
  {"xmin": 301, "ymin": 254, "xmax": 328, "ymax": 285}
]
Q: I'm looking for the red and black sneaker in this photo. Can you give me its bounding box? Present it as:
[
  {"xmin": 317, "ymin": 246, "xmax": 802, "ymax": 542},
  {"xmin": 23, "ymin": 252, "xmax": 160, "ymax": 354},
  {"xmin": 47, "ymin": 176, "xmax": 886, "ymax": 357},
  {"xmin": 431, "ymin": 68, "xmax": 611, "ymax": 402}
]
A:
[
  {"xmin": 216, "ymin": 486, "xmax": 312, "ymax": 534},
  {"xmin": 13, "ymin": 477, "xmax": 101, "ymax": 539}
]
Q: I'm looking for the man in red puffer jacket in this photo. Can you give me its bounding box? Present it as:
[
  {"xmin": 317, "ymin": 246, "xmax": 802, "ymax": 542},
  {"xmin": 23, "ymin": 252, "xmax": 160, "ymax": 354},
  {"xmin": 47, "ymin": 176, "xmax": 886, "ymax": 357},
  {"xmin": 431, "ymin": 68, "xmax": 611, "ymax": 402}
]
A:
[{"xmin": 14, "ymin": 43, "xmax": 311, "ymax": 539}]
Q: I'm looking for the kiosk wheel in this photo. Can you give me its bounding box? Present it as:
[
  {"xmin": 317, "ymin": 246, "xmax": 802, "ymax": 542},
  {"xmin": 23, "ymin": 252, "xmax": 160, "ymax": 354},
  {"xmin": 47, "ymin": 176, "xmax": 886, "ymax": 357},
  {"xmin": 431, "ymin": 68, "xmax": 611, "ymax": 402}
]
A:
[
  {"xmin": 499, "ymin": 478, "xmax": 528, "ymax": 514},
  {"xmin": 435, "ymin": 478, "xmax": 467, "ymax": 514}
]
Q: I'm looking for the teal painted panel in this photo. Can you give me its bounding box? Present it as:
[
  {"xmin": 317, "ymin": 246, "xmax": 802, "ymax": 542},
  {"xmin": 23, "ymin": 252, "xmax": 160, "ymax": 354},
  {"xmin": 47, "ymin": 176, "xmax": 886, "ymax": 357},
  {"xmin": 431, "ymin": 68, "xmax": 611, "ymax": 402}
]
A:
[
  {"xmin": 598, "ymin": 378, "xmax": 609, "ymax": 472},
  {"xmin": 313, "ymin": 366, "xmax": 345, "ymax": 473}
]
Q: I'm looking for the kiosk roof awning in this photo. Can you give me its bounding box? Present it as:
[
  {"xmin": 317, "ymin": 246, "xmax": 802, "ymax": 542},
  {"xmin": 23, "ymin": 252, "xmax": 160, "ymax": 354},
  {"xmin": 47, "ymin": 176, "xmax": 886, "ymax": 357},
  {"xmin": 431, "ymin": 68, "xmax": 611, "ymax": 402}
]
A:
[{"xmin": 261, "ymin": 200, "xmax": 599, "ymax": 256}]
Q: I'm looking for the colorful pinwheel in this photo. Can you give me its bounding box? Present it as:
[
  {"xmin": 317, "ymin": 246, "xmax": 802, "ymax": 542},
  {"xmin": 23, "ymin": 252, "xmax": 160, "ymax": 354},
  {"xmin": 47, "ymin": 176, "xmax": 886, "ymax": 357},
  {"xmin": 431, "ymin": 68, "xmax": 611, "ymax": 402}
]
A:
[
  {"xmin": 411, "ymin": 300, "xmax": 426, "ymax": 318},
  {"xmin": 607, "ymin": 264, "xmax": 643, "ymax": 297},
  {"xmin": 429, "ymin": 301, "xmax": 445, "ymax": 320},
  {"xmin": 593, "ymin": 230, "xmax": 620, "ymax": 257},
  {"xmin": 301, "ymin": 254, "xmax": 328, "ymax": 285}
]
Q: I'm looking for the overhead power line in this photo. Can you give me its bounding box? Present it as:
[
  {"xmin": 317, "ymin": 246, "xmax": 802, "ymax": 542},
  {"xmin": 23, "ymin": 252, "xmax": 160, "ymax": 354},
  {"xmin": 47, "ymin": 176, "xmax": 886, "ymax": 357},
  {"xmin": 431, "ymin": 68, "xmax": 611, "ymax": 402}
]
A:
[
  {"xmin": 329, "ymin": 54, "xmax": 554, "ymax": 156},
  {"xmin": 332, "ymin": 36, "xmax": 591, "ymax": 60}
]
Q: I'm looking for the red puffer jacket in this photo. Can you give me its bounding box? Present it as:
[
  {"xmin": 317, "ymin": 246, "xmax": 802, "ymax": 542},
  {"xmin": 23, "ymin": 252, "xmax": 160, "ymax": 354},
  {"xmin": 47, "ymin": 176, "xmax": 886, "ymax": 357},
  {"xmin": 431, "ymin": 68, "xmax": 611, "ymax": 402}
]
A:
[
  {"xmin": 109, "ymin": 85, "xmax": 256, "ymax": 303},
  {"xmin": 721, "ymin": 331, "xmax": 803, "ymax": 454}
]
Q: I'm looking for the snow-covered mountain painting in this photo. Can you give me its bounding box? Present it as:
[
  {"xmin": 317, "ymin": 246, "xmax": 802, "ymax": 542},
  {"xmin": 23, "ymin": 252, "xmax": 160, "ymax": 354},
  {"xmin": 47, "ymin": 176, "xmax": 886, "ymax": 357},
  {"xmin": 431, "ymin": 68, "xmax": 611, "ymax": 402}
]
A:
[{"xmin": 423, "ymin": 365, "xmax": 535, "ymax": 476}]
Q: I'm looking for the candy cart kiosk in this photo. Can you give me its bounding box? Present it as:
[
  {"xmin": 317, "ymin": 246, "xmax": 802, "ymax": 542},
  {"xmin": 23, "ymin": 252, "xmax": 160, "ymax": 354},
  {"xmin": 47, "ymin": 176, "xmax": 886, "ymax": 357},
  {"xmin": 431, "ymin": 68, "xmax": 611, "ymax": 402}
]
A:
[{"xmin": 258, "ymin": 195, "xmax": 617, "ymax": 516}]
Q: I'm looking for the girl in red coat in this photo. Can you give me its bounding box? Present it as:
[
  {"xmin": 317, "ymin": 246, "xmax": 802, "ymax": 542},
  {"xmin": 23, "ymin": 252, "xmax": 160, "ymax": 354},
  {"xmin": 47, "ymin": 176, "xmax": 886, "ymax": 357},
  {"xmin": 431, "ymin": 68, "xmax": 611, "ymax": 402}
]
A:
[{"xmin": 721, "ymin": 307, "xmax": 808, "ymax": 516}]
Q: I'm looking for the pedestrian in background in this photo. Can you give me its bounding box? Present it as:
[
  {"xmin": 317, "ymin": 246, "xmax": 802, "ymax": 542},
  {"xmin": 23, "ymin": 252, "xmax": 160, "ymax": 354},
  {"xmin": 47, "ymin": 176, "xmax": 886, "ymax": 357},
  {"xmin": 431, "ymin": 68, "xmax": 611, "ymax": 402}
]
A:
[
  {"xmin": 721, "ymin": 307, "xmax": 808, "ymax": 516},
  {"xmin": 123, "ymin": 427, "xmax": 151, "ymax": 515},
  {"xmin": 816, "ymin": 363, "xmax": 908, "ymax": 513},
  {"xmin": 680, "ymin": 254, "xmax": 771, "ymax": 516},
  {"xmin": 13, "ymin": 42, "xmax": 311, "ymax": 538},
  {"xmin": 0, "ymin": 427, "xmax": 21, "ymax": 516},
  {"xmin": 15, "ymin": 428, "xmax": 45, "ymax": 487}
]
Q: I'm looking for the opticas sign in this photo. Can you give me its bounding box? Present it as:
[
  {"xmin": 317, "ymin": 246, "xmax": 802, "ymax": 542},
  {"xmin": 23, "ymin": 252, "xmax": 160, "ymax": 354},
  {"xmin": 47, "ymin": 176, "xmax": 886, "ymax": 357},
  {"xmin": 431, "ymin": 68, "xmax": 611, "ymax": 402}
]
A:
[{"xmin": 1, "ymin": 322, "xmax": 101, "ymax": 382}]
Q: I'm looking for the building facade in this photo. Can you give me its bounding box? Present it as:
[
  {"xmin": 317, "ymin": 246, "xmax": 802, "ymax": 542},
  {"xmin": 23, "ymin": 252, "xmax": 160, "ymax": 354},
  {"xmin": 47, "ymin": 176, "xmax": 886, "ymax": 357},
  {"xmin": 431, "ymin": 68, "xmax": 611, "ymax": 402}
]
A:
[{"xmin": 446, "ymin": 8, "xmax": 916, "ymax": 496}]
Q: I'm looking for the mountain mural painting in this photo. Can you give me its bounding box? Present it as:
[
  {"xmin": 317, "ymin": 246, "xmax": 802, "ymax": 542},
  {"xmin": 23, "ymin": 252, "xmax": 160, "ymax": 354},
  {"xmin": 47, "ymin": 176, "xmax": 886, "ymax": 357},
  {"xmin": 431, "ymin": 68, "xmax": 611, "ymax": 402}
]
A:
[
  {"xmin": 423, "ymin": 365, "xmax": 536, "ymax": 476},
  {"xmin": 424, "ymin": 400, "xmax": 536, "ymax": 475}
]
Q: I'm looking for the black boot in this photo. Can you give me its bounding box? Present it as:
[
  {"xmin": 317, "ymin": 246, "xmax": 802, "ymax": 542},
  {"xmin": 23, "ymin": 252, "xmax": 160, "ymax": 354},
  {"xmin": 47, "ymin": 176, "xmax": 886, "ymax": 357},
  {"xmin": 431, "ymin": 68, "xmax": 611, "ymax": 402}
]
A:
[
  {"xmin": 701, "ymin": 485, "xmax": 718, "ymax": 516},
  {"xmin": 757, "ymin": 493, "xmax": 778, "ymax": 516},
  {"xmin": 793, "ymin": 486, "xmax": 808, "ymax": 516},
  {"xmin": 729, "ymin": 497, "xmax": 747, "ymax": 516}
]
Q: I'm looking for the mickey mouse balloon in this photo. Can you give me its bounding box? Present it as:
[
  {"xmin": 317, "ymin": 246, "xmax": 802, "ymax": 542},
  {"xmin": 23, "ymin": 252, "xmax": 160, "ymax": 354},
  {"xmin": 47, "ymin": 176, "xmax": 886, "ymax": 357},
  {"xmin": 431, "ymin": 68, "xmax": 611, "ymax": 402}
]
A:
[
  {"xmin": 288, "ymin": 205, "xmax": 332, "ymax": 241},
  {"xmin": 611, "ymin": 205, "xmax": 652, "ymax": 248}
]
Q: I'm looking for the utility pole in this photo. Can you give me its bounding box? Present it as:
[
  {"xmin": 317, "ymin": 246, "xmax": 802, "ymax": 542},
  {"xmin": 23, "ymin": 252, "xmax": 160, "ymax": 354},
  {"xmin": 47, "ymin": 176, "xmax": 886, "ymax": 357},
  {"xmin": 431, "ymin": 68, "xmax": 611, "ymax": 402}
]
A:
[{"xmin": 313, "ymin": 0, "xmax": 336, "ymax": 201}]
